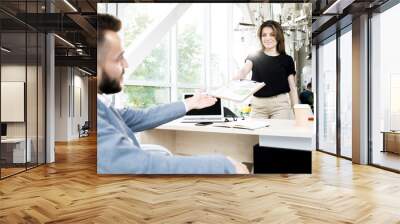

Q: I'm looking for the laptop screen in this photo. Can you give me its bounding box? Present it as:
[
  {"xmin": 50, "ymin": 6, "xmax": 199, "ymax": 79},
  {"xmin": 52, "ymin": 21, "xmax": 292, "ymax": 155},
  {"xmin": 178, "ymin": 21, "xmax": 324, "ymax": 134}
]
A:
[{"xmin": 184, "ymin": 94, "xmax": 222, "ymax": 116}]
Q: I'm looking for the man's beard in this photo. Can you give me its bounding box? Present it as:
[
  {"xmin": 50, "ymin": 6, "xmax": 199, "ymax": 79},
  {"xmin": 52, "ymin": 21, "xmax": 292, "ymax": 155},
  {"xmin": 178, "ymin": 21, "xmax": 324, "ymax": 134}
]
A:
[{"xmin": 98, "ymin": 69, "xmax": 124, "ymax": 94}]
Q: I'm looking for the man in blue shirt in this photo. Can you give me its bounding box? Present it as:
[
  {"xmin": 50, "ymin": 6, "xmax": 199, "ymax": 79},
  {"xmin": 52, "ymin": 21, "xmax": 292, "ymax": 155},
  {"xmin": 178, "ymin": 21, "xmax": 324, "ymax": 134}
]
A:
[{"xmin": 97, "ymin": 14, "xmax": 248, "ymax": 174}]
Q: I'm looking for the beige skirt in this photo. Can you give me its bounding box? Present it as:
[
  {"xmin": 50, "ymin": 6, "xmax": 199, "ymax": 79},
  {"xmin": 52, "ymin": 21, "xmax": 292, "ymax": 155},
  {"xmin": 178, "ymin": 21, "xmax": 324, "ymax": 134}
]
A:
[{"xmin": 250, "ymin": 93, "xmax": 293, "ymax": 119}]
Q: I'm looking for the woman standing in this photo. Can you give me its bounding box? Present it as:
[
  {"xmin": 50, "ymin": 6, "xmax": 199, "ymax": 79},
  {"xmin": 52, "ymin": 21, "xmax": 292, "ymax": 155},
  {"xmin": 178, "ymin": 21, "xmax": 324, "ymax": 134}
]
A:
[{"xmin": 233, "ymin": 20, "xmax": 299, "ymax": 119}]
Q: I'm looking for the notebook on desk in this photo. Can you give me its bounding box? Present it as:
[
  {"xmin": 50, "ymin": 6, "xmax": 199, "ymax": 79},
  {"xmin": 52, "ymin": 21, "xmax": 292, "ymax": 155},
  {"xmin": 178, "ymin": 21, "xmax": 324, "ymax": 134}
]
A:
[{"xmin": 213, "ymin": 119, "xmax": 270, "ymax": 130}]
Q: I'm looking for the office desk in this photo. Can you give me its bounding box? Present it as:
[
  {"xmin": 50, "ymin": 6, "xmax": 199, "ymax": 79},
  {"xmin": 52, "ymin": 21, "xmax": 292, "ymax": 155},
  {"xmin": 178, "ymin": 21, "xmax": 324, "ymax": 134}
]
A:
[
  {"xmin": 140, "ymin": 119, "xmax": 314, "ymax": 163},
  {"xmin": 381, "ymin": 131, "xmax": 400, "ymax": 154},
  {"xmin": 1, "ymin": 138, "xmax": 31, "ymax": 164}
]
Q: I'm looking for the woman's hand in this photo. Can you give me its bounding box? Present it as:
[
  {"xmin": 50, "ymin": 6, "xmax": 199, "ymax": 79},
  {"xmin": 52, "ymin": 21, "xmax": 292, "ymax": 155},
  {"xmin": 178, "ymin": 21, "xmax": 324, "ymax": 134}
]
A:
[
  {"xmin": 288, "ymin": 74, "xmax": 299, "ymax": 107},
  {"xmin": 233, "ymin": 60, "xmax": 253, "ymax": 80}
]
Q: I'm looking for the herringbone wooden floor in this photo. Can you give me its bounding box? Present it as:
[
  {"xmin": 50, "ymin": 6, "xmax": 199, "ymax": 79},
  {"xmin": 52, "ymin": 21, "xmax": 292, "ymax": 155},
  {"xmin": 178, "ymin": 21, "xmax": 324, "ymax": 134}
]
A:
[{"xmin": 1, "ymin": 135, "xmax": 400, "ymax": 224}]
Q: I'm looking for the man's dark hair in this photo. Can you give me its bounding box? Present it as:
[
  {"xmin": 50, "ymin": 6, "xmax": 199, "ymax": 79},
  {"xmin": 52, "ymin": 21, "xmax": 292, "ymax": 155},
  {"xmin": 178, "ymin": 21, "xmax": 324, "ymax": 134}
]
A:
[
  {"xmin": 97, "ymin": 13, "xmax": 122, "ymax": 46},
  {"xmin": 307, "ymin": 82, "xmax": 312, "ymax": 89}
]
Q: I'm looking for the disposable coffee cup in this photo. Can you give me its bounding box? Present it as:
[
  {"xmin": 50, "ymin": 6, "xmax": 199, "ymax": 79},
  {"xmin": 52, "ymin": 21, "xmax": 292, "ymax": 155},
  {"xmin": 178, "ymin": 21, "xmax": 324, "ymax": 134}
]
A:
[{"xmin": 294, "ymin": 104, "xmax": 311, "ymax": 126}]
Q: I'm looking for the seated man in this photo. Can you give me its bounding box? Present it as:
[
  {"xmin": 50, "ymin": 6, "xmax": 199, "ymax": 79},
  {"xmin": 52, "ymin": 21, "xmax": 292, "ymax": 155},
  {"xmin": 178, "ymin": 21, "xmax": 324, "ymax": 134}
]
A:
[
  {"xmin": 299, "ymin": 82, "xmax": 314, "ymax": 112},
  {"xmin": 97, "ymin": 14, "xmax": 248, "ymax": 174}
]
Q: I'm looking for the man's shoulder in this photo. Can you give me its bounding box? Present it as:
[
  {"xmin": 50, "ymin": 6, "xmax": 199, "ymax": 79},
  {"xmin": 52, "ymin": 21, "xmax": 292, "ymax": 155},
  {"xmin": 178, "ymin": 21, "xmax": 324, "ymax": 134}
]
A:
[{"xmin": 97, "ymin": 98, "xmax": 108, "ymax": 116}]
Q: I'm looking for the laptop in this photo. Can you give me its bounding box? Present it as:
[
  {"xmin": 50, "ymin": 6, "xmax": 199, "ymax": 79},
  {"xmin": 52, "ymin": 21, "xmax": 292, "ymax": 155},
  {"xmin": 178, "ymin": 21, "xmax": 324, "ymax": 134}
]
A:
[{"xmin": 182, "ymin": 94, "xmax": 225, "ymax": 123}]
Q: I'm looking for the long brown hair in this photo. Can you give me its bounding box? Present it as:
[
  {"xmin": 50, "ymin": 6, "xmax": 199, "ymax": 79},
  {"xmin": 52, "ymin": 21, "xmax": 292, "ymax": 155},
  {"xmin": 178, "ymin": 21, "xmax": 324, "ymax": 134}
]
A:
[{"xmin": 257, "ymin": 20, "xmax": 286, "ymax": 55}]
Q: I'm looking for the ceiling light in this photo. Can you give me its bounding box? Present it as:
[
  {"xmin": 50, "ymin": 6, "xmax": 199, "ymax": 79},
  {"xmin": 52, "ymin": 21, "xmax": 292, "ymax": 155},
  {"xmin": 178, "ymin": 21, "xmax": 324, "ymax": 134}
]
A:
[
  {"xmin": 54, "ymin": 34, "xmax": 75, "ymax": 48},
  {"xmin": 322, "ymin": 0, "xmax": 354, "ymax": 15},
  {"xmin": 78, "ymin": 67, "xmax": 93, "ymax": 76},
  {"xmin": 1, "ymin": 47, "xmax": 11, "ymax": 53},
  {"xmin": 63, "ymin": 0, "xmax": 78, "ymax": 12}
]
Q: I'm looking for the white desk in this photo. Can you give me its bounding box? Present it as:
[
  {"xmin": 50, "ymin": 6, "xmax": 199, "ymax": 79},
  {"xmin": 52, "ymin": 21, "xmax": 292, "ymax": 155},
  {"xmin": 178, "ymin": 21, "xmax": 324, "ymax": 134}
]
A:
[
  {"xmin": 140, "ymin": 118, "xmax": 315, "ymax": 163},
  {"xmin": 1, "ymin": 138, "xmax": 31, "ymax": 163}
]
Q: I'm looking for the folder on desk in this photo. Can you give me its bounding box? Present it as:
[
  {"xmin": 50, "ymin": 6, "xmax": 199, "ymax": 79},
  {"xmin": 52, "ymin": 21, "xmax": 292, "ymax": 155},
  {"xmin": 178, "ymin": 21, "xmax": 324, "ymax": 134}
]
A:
[{"xmin": 213, "ymin": 120, "xmax": 269, "ymax": 130}]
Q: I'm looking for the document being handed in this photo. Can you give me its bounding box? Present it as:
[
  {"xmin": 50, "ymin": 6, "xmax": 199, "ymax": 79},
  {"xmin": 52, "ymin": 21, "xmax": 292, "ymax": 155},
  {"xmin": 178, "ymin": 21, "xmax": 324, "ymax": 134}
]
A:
[{"xmin": 208, "ymin": 80, "xmax": 265, "ymax": 102}]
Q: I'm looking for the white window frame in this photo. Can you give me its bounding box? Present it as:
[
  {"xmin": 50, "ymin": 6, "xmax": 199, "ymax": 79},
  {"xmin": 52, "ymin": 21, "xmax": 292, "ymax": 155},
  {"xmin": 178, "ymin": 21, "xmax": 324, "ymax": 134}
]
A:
[{"xmin": 107, "ymin": 3, "xmax": 235, "ymax": 106}]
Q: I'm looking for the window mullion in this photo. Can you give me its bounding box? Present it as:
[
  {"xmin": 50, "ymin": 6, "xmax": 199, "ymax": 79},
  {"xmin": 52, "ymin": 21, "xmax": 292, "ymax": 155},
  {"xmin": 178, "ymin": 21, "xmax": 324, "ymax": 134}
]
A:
[
  {"xmin": 227, "ymin": 4, "xmax": 233, "ymax": 82},
  {"xmin": 204, "ymin": 4, "xmax": 211, "ymax": 91},
  {"xmin": 170, "ymin": 26, "xmax": 177, "ymax": 102}
]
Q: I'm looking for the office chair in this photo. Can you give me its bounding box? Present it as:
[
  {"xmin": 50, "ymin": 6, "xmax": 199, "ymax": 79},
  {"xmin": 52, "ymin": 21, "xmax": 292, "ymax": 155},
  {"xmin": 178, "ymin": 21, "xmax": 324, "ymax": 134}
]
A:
[{"xmin": 78, "ymin": 121, "xmax": 90, "ymax": 138}]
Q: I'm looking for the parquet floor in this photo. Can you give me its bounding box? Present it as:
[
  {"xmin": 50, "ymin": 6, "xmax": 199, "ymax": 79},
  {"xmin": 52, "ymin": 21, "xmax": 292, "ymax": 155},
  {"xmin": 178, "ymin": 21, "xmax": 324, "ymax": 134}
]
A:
[{"xmin": 0, "ymin": 135, "xmax": 400, "ymax": 223}]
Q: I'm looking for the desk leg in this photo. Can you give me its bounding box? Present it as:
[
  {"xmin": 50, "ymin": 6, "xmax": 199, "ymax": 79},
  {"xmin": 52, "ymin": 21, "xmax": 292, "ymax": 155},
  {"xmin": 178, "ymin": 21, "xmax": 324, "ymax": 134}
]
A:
[{"xmin": 382, "ymin": 133, "xmax": 386, "ymax": 153}]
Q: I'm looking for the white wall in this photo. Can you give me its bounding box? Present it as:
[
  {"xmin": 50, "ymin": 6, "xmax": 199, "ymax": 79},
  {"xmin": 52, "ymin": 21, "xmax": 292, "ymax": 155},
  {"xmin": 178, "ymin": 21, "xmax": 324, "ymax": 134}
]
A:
[
  {"xmin": 1, "ymin": 65, "xmax": 32, "ymax": 138},
  {"xmin": 1, "ymin": 64, "xmax": 46, "ymax": 164},
  {"xmin": 54, "ymin": 67, "xmax": 89, "ymax": 141}
]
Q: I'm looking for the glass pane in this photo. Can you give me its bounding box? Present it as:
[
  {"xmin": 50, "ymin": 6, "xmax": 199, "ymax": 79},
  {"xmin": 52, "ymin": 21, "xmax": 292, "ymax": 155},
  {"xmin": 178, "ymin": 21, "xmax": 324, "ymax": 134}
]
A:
[
  {"xmin": 125, "ymin": 35, "xmax": 169, "ymax": 83},
  {"xmin": 27, "ymin": 31, "xmax": 38, "ymax": 168},
  {"xmin": 210, "ymin": 4, "xmax": 228, "ymax": 88},
  {"xmin": 232, "ymin": 4, "xmax": 259, "ymax": 79},
  {"xmin": 97, "ymin": 3, "xmax": 106, "ymax": 13},
  {"xmin": 371, "ymin": 3, "xmax": 400, "ymax": 171},
  {"xmin": 177, "ymin": 4, "xmax": 205, "ymax": 86},
  {"xmin": 38, "ymin": 33, "xmax": 46, "ymax": 165},
  {"xmin": 317, "ymin": 37, "xmax": 337, "ymax": 154},
  {"xmin": 340, "ymin": 30, "xmax": 352, "ymax": 158},
  {"xmin": 1, "ymin": 29, "xmax": 27, "ymax": 177},
  {"xmin": 122, "ymin": 86, "xmax": 170, "ymax": 108},
  {"xmin": 118, "ymin": 3, "xmax": 175, "ymax": 49}
]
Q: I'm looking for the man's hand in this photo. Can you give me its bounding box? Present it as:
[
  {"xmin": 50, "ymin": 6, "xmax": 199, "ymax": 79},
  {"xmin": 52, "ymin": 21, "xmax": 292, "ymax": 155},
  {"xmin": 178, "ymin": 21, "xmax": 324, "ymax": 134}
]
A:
[
  {"xmin": 184, "ymin": 92, "xmax": 217, "ymax": 111},
  {"xmin": 227, "ymin": 156, "xmax": 249, "ymax": 174}
]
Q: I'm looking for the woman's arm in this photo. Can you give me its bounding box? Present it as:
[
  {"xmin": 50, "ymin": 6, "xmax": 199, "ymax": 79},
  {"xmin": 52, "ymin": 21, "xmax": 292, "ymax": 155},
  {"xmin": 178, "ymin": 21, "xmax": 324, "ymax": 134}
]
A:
[
  {"xmin": 288, "ymin": 74, "xmax": 299, "ymax": 107},
  {"xmin": 232, "ymin": 60, "xmax": 253, "ymax": 80}
]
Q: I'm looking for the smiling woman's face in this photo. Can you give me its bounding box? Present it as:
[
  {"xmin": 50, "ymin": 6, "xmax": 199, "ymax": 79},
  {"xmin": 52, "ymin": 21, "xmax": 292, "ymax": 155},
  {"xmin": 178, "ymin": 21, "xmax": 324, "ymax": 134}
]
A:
[{"xmin": 261, "ymin": 26, "xmax": 277, "ymax": 51}]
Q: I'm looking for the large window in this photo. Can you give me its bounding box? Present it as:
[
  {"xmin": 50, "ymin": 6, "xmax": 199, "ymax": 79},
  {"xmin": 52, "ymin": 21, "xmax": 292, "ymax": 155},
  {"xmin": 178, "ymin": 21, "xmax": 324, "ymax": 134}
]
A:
[
  {"xmin": 0, "ymin": 0, "xmax": 46, "ymax": 179},
  {"xmin": 99, "ymin": 3, "xmax": 311, "ymax": 115},
  {"xmin": 339, "ymin": 28, "xmax": 352, "ymax": 158},
  {"xmin": 126, "ymin": 36, "xmax": 170, "ymax": 84},
  {"xmin": 317, "ymin": 28, "xmax": 353, "ymax": 159},
  {"xmin": 112, "ymin": 3, "xmax": 254, "ymax": 110},
  {"xmin": 370, "ymin": 3, "xmax": 400, "ymax": 171},
  {"xmin": 177, "ymin": 4, "xmax": 205, "ymax": 87},
  {"xmin": 210, "ymin": 4, "xmax": 229, "ymax": 88},
  {"xmin": 106, "ymin": 3, "xmax": 230, "ymax": 108},
  {"xmin": 317, "ymin": 36, "xmax": 337, "ymax": 155},
  {"xmin": 119, "ymin": 3, "xmax": 175, "ymax": 49},
  {"xmin": 124, "ymin": 86, "xmax": 170, "ymax": 108}
]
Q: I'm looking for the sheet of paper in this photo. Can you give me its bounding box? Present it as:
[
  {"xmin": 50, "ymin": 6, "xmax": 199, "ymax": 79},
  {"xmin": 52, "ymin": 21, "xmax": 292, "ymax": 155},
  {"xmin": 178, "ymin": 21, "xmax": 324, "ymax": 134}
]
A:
[{"xmin": 208, "ymin": 80, "xmax": 265, "ymax": 102}]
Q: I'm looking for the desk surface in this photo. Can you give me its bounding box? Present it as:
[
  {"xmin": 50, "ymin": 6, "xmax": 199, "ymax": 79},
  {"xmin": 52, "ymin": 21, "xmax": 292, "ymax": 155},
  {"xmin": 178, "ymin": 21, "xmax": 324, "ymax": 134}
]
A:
[
  {"xmin": 157, "ymin": 118, "xmax": 314, "ymax": 138},
  {"xmin": 1, "ymin": 138, "xmax": 27, "ymax": 143},
  {"xmin": 381, "ymin": 131, "xmax": 400, "ymax": 134}
]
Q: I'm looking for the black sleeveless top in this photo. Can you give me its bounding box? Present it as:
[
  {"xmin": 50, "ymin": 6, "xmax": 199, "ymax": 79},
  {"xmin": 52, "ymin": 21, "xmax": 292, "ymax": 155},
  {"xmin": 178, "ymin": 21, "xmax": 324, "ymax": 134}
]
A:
[{"xmin": 246, "ymin": 51, "xmax": 296, "ymax": 97}]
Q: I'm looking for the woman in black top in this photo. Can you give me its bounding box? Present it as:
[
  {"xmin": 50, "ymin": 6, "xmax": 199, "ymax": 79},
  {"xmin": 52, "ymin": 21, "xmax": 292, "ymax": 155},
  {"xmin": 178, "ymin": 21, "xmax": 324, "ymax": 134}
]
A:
[{"xmin": 233, "ymin": 20, "xmax": 299, "ymax": 119}]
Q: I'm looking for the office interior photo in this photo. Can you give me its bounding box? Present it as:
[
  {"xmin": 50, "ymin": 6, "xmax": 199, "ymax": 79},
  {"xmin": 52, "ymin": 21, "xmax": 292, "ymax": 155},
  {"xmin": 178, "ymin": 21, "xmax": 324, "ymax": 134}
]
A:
[{"xmin": 1, "ymin": 0, "xmax": 400, "ymax": 223}]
